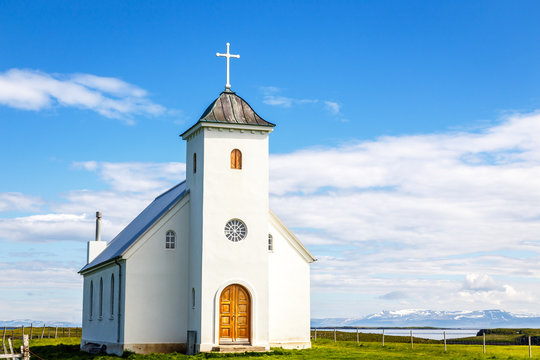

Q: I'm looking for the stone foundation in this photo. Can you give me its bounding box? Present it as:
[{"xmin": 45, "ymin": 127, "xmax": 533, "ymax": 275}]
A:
[
  {"xmin": 269, "ymin": 341, "xmax": 312, "ymax": 350},
  {"xmin": 81, "ymin": 340, "xmax": 186, "ymax": 356}
]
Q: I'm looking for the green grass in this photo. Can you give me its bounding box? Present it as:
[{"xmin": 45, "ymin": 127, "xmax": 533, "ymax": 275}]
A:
[
  {"xmin": 312, "ymin": 330, "xmax": 540, "ymax": 345},
  {"xmin": 6, "ymin": 337, "xmax": 539, "ymax": 360},
  {"xmin": 1, "ymin": 326, "xmax": 82, "ymax": 340}
]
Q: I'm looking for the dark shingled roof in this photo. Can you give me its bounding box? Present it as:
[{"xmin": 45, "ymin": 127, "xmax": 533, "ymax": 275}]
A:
[
  {"xmin": 79, "ymin": 181, "xmax": 187, "ymax": 273},
  {"xmin": 199, "ymin": 90, "xmax": 275, "ymax": 127}
]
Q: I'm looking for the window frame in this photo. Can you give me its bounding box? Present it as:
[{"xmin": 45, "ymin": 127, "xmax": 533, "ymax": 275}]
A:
[
  {"xmin": 268, "ymin": 234, "xmax": 274, "ymax": 252},
  {"xmin": 165, "ymin": 230, "xmax": 176, "ymax": 249},
  {"xmin": 99, "ymin": 277, "xmax": 103, "ymax": 320},
  {"xmin": 230, "ymin": 149, "xmax": 242, "ymax": 169},
  {"xmin": 89, "ymin": 280, "xmax": 94, "ymax": 320},
  {"xmin": 110, "ymin": 274, "xmax": 115, "ymax": 319},
  {"xmin": 224, "ymin": 219, "xmax": 247, "ymax": 242}
]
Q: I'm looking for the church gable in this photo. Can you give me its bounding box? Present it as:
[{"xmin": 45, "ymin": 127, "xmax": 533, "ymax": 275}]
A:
[
  {"xmin": 80, "ymin": 181, "xmax": 188, "ymax": 273},
  {"xmin": 269, "ymin": 210, "xmax": 316, "ymax": 263},
  {"xmin": 122, "ymin": 191, "xmax": 189, "ymax": 260}
]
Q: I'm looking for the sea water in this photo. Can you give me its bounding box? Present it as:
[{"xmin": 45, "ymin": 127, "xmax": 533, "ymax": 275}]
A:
[{"xmin": 314, "ymin": 328, "xmax": 479, "ymax": 340}]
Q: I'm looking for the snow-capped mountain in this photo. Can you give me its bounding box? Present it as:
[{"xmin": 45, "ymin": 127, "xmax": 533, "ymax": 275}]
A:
[
  {"xmin": 0, "ymin": 319, "xmax": 80, "ymax": 327},
  {"xmin": 311, "ymin": 310, "xmax": 540, "ymax": 328}
]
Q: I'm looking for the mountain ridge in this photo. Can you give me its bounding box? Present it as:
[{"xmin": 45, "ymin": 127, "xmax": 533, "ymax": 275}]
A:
[
  {"xmin": 311, "ymin": 309, "xmax": 540, "ymax": 328},
  {"xmin": 0, "ymin": 319, "xmax": 80, "ymax": 327}
]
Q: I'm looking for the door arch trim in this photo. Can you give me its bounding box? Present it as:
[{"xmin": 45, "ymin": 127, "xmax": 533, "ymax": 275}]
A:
[{"xmin": 213, "ymin": 280, "xmax": 257, "ymax": 345}]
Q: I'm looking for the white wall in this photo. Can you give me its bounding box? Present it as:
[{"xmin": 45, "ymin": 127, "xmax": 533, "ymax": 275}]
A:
[
  {"xmin": 268, "ymin": 218, "xmax": 312, "ymax": 348},
  {"xmin": 122, "ymin": 195, "xmax": 190, "ymax": 345},
  {"xmin": 188, "ymin": 125, "xmax": 272, "ymax": 350},
  {"xmin": 186, "ymin": 129, "xmax": 204, "ymax": 337},
  {"xmin": 81, "ymin": 263, "xmax": 122, "ymax": 348}
]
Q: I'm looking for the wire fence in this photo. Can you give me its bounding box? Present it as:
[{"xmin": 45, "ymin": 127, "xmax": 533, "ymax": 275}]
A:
[
  {"xmin": 1, "ymin": 326, "xmax": 81, "ymax": 342},
  {"xmin": 312, "ymin": 328, "xmax": 539, "ymax": 357}
]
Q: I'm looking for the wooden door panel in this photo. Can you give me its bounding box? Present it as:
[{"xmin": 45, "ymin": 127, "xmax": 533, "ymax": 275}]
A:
[
  {"xmin": 237, "ymin": 316, "xmax": 248, "ymax": 326},
  {"xmin": 219, "ymin": 284, "xmax": 250, "ymax": 344},
  {"xmin": 219, "ymin": 286, "xmax": 233, "ymax": 340}
]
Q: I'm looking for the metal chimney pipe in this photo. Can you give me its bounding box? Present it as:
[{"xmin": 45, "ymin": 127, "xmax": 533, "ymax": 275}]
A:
[{"xmin": 95, "ymin": 211, "xmax": 102, "ymax": 242}]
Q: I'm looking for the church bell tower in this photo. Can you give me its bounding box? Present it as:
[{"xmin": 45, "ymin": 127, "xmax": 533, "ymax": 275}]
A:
[{"xmin": 180, "ymin": 43, "xmax": 276, "ymax": 351}]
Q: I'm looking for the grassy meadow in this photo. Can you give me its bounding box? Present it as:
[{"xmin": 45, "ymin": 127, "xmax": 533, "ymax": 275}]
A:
[{"xmin": 6, "ymin": 336, "xmax": 540, "ymax": 360}]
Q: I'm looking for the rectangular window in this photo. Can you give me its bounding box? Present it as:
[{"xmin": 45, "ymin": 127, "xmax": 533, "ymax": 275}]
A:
[{"xmin": 268, "ymin": 234, "xmax": 274, "ymax": 251}]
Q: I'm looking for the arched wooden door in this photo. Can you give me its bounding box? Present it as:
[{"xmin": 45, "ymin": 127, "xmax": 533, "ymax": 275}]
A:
[{"xmin": 219, "ymin": 284, "xmax": 251, "ymax": 344}]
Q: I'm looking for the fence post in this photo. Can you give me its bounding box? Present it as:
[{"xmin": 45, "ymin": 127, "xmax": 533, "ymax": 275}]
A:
[
  {"xmin": 30, "ymin": 324, "xmax": 33, "ymax": 340},
  {"xmin": 382, "ymin": 329, "xmax": 385, "ymax": 347},
  {"xmin": 444, "ymin": 330, "xmax": 446, "ymax": 352},
  {"xmin": 55, "ymin": 327, "xmax": 58, "ymax": 338},
  {"xmin": 21, "ymin": 325, "xmax": 25, "ymax": 340},
  {"xmin": 2, "ymin": 326, "xmax": 5, "ymax": 344},
  {"xmin": 40, "ymin": 325, "xmax": 45, "ymax": 339},
  {"xmin": 410, "ymin": 329, "xmax": 413, "ymax": 349},
  {"xmin": 8, "ymin": 337, "xmax": 14, "ymax": 355},
  {"xmin": 23, "ymin": 334, "xmax": 30, "ymax": 360},
  {"xmin": 334, "ymin": 328, "xmax": 336, "ymax": 342},
  {"xmin": 483, "ymin": 333, "xmax": 486, "ymax": 354},
  {"xmin": 529, "ymin": 336, "xmax": 532, "ymax": 358},
  {"xmin": 48, "ymin": 327, "xmax": 51, "ymax": 339},
  {"xmin": 68, "ymin": 327, "xmax": 71, "ymax": 337},
  {"xmin": 356, "ymin": 327, "xmax": 359, "ymax": 344}
]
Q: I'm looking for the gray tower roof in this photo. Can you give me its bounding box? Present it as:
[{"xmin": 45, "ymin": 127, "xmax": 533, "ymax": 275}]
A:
[
  {"xmin": 181, "ymin": 90, "xmax": 275, "ymax": 138},
  {"xmin": 199, "ymin": 90, "xmax": 275, "ymax": 126}
]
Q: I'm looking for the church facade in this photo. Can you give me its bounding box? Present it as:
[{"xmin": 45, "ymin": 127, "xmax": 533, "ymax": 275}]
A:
[{"xmin": 79, "ymin": 89, "xmax": 315, "ymax": 355}]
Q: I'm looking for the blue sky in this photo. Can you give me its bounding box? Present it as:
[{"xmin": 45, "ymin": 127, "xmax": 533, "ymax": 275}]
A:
[{"xmin": 1, "ymin": 1, "xmax": 540, "ymax": 323}]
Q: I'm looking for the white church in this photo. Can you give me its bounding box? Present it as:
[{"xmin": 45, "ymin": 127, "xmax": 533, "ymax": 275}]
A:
[{"xmin": 79, "ymin": 44, "xmax": 315, "ymax": 355}]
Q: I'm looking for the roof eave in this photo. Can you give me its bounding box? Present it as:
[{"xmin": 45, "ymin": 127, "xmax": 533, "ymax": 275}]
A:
[
  {"xmin": 80, "ymin": 183, "xmax": 188, "ymax": 272},
  {"xmin": 269, "ymin": 210, "xmax": 317, "ymax": 263},
  {"xmin": 181, "ymin": 121, "xmax": 275, "ymax": 140},
  {"xmin": 79, "ymin": 256, "xmax": 122, "ymax": 275}
]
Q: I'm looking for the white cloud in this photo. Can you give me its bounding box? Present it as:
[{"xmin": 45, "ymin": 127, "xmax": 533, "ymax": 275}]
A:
[
  {"xmin": 461, "ymin": 274, "xmax": 504, "ymax": 292},
  {"xmin": 0, "ymin": 258, "xmax": 83, "ymax": 322},
  {"xmin": 379, "ymin": 291, "xmax": 408, "ymax": 300},
  {"xmin": 74, "ymin": 161, "xmax": 185, "ymax": 192},
  {"xmin": 0, "ymin": 192, "xmax": 42, "ymax": 213},
  {"xmin": 271, "ymin": 111, "xmax": 540, "ymax": 315},
  {"xmin": 0, "ymin": 213, "xmax": 91, "ymax": 242},
  {"xmin": 0, "ymin": 69, "xmax": 165, "ymax": 123},
  {"xmin": 0, "ymin": 161, "xmax": 185, "ymax": 243},
  {"xmin": 324, "ymin": 101, "xmax": 341, "ymax": 115},
  {"xmin": 3, "ymin": 111, "xmax": 540, "ymax": 318},
  {"xmin": 261, "ymin": 86, "xmax": 340, "ymax": 116}
]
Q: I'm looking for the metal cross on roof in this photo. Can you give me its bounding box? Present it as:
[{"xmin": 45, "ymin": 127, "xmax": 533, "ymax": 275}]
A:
[{"xmin": 216, "ymin": 42, "xmax": 240, "ymax": 91}]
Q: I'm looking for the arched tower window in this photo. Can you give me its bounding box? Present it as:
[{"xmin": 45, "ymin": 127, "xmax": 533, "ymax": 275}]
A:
[
  {"xmin": 110, "ymin": 274, "xmax": 115, "ymax": 317},
  {"xmin": 99, "ymin": 277, "xmax": 103, "ymax": 319},
  {"xmin": 192, "ymin": 288, "xmax": 196, "ymax": 309},
  {"xmin": 89, "ymin": 280, "xmax": 94, "ymax": 319},
  {"xmin": 166, "ymin": 230, "xmax": 176, "ymax": 249},
  {"xmin": 268, "ymin": 234, "xmax": 274, "ymax": 251},
  {"xmin": 193, "ymin": 153, "xmax": 197, "ymax": 174},
  {"xmin": 231, "ymin": 149, "xmax": 242, "ymax": 169}
]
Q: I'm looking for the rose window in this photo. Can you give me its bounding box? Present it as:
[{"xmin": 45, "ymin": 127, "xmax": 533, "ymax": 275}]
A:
[{"xmin": 224, "ymin": 219, "xmax": 247, "ymax": 242}]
